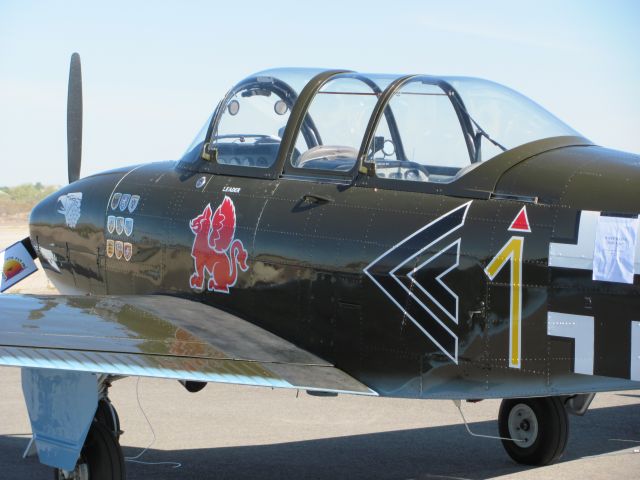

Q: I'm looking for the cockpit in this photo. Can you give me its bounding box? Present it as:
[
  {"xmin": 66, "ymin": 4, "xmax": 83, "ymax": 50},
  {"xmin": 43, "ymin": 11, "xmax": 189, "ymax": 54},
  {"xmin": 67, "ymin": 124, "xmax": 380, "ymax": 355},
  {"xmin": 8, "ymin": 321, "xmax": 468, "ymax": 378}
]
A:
[{"xmin": 182, "ymin": 68, "xmax": 580, "ymax": 184}]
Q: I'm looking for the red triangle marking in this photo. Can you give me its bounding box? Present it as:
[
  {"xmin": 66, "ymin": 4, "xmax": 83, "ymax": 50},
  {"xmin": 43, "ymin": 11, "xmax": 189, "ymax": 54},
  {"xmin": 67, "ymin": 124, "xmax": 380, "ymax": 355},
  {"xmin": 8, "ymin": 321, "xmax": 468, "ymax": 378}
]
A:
[{"xmin": 508, "ymin": 206, "xmax": 531, "ymax": 233}]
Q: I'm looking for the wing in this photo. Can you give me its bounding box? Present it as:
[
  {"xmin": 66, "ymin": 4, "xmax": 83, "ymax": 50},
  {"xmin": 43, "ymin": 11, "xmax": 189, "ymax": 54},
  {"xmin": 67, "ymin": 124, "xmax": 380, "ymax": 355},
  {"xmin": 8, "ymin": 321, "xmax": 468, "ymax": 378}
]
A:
[
  {"xmin": 0, "ymin": 294, "xmax": 375, "ymax": 396},
  {"xmin": 210, "ymin": 196, "xmax": 236, "ymax": 252}
]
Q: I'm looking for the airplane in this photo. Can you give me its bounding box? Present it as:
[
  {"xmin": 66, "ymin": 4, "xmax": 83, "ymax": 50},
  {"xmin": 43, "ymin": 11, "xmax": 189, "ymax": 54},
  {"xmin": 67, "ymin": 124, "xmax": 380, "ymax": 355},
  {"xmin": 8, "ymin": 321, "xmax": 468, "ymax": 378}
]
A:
[{"xmin": 1, "ymin": 52, "xmax": 639, "ymax": 479}]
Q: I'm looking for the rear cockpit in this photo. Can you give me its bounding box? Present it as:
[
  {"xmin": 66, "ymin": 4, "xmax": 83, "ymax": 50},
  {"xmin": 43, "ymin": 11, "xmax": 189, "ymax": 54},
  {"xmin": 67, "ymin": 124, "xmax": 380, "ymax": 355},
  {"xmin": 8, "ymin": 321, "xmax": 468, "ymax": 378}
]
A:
[{"xmin": 181, "ymin": 68, "xmax": 581, "ymax": 185}]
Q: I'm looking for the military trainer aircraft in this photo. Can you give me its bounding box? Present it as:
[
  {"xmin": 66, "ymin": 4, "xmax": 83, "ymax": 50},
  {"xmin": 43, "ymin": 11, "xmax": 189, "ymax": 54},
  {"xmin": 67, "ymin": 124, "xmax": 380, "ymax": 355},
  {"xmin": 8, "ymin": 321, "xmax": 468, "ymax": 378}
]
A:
[{"xmin": 1, "ymin": 53, "xmax": 639, "ymax": 478}]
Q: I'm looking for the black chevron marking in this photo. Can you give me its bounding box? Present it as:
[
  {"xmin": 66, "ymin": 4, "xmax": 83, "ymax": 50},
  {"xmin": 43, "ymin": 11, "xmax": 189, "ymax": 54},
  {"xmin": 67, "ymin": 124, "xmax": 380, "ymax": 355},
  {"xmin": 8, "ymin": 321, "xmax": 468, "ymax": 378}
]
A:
[
  {"xmin": 364, "ymin": 202, "xmax": 471, "ymax": 363},
  {"xmin": 407, "ymin": 241, "xmax": 459, "ymax": 322},
  {"xmin": 375, "ymin": 274, "xmax": 457, "ymax": 355},
  {"xmin": 367, "ymin": 207, "xmax": 465, "ymax": 277}
]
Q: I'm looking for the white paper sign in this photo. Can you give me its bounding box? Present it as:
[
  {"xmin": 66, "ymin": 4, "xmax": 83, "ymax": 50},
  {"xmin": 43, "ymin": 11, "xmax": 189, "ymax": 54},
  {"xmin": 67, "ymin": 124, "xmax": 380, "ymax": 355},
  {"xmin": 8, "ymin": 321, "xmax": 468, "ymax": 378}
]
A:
[
  {"xmin": 593, "ymin": 215, "xmax": 639, "ymax": 284},
  {"xmin": 0, "ymin": 241, "xmax": 38, "ymax": 292}
]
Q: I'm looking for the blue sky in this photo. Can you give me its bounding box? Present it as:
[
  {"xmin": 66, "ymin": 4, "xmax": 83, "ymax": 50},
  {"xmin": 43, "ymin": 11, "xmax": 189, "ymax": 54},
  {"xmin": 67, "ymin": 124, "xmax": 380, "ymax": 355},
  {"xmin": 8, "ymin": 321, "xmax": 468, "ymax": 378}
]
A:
[{"xmin": 1, "ymin": 0, "xmax": 638, "ymax": 186}]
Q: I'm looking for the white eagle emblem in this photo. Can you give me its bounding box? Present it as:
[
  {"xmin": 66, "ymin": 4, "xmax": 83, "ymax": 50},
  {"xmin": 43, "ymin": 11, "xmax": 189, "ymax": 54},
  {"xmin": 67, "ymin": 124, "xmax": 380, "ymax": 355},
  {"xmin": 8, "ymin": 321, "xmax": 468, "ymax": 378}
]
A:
[{"xmin": 57, "ymin": 192, "xmax": 83, "ymax": 228}]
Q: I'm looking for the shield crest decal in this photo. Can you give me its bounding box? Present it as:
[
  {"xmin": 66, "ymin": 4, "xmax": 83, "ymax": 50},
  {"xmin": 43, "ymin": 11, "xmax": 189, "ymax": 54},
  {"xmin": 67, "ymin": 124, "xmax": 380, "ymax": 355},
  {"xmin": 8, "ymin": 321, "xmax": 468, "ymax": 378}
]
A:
[
  {"xmin": 106, "ymin": 240, "xmax": 115, "ymax": 258},
  {"xmin": 107, "ymin": 216, "xmax": 116, "ymax": 234},
  {"xmin": 115, "ymin": 241, "xmax": 124, "ymax": 260},
  {"xmin": 124, "ymin": 218, "xmax": 134, "ymax": 237},
  {"xmin": 123, "ymin": 242, "xmax": 133, "ymax": 261},
  {"xmin": 110, "ymin": 193, "xmax": 122, "ymax": 211},
  {"xmin": 119, "ymin": 194, "xmax": 131, "ymax": 212},
  {"xmin": 128, "ymin": 195, "xmax": 140, "ymax": 213},
  {"xmin": 116, "ymin": 217, "xmax": 125, "ymax": 236}
]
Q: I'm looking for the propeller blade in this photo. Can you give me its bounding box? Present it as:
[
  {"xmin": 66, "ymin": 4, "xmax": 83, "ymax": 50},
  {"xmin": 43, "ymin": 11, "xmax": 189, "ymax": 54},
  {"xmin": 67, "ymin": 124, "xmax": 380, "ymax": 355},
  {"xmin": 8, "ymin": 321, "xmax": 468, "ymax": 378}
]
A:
[{"xmin": 67, "ymin": 52, "xmax": 83, "ymax": 183}]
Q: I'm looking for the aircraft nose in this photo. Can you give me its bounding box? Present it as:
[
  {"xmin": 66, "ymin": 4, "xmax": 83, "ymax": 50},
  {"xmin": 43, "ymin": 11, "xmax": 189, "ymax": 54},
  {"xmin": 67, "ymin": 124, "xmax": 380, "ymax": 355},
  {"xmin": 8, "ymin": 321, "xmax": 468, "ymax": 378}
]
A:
[{"xmin": 30, "ymin": 187, "xmax": 60, "ymax": 235}]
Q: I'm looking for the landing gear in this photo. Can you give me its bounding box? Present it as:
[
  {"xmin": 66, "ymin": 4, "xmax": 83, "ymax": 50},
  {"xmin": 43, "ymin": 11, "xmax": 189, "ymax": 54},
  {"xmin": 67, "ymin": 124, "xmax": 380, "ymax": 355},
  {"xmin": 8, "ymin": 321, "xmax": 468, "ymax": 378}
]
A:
[
  {"xmin": 94, "ymin": 398, "xmax": 121, "ymax": 440},
  {"xmin": 52, "ymin": 376, "xmax": 125, "ymax": 479},
  {"xmin": 54, "ymin": 420, "xmax": 125, "ymax": 480},
  {"xmin": 498, "ymin": 396, "xmax": 569, "ymax": 466}
]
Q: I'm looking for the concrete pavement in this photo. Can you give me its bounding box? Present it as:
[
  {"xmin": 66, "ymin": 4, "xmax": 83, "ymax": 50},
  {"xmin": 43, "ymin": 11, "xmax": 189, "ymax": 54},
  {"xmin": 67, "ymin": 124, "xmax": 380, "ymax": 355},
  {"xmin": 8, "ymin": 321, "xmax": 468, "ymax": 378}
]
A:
[{"xmin": 1, "ymin": 367, "xmax": 639, "ymax": 479}]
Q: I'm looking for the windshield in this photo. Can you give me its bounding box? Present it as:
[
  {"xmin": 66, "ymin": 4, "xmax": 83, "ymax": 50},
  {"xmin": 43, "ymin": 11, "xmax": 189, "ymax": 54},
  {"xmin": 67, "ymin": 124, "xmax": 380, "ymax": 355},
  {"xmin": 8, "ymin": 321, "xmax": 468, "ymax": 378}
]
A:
[
  {"xmin": 181, "ymin": 69, "xmax": 326, "ymax": 166},
  {"xmin": 183, "ymin": 113, "xmax": 213, "ymax": 157},
  {"xmin": 445, "ymin": 77, "xmax": 581, "ymax": 162}
]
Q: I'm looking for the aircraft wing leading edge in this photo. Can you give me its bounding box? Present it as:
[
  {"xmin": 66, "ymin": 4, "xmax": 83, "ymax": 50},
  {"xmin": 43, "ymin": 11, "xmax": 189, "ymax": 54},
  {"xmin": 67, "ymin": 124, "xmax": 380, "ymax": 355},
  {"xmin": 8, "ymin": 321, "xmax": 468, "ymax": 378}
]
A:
[{"xmin": 0, "ymin": 294, "xmax": 376, "ymax": 396}]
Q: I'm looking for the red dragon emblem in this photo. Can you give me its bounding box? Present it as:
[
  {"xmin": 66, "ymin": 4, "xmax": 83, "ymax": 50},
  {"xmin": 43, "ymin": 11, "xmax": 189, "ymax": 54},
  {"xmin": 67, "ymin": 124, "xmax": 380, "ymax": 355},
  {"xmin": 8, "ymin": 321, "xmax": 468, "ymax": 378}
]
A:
[{"xmin": 189, "ymin": 196, "xmax": 249, "ymax": 293}]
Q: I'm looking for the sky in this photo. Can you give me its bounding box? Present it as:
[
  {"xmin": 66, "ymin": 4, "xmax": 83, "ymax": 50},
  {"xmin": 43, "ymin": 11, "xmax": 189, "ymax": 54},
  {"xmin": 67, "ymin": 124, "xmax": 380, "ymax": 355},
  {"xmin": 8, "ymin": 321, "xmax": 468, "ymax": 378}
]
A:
[{"xmin": 1, "ymin": 0, "xmax": 638, "ymax": 186}]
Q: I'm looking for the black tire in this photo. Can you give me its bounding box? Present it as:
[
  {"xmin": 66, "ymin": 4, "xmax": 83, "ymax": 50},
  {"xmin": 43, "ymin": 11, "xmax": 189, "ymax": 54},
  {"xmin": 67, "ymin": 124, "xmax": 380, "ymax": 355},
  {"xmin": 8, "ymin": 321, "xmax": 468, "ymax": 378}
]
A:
[
  {"xmin": 94, "ymin": 398, "xmax": 121, "ymax": 440},
  {"xmin": 498, "ymin": 396, "xmax": 569, "ymax": 466},
  {"xmin": 54, "ymin": 420, "xmax": 125, "ymax": 480}
]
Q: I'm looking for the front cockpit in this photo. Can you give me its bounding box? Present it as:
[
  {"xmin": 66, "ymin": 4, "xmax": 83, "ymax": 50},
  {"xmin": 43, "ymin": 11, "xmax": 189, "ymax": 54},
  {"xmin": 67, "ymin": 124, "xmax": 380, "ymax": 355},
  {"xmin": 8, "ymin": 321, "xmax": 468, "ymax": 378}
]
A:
[{"xmin": 181, "ymin": 68, "xmax": 581, "ymax": 185}]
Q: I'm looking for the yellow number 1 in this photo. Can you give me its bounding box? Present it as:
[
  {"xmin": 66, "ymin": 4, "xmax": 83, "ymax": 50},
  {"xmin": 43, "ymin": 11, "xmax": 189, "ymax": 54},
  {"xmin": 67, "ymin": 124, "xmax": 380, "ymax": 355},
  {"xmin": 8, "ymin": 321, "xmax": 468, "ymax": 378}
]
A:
[{"xmin": 484, "ymin": 237, "xmax": 524, "ymax": 369}]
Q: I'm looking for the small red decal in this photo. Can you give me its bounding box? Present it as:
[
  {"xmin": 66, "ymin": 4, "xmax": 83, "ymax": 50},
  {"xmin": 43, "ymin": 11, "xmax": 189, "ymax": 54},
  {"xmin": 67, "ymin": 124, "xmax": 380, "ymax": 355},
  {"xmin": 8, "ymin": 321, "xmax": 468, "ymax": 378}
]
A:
[
  {"xmin": 509, "ymin": 206, "xmax": 531, "ymax": 233},
  {"xmin": 189, "ymin": 196, "xmax": 249, "ymax": 293}
]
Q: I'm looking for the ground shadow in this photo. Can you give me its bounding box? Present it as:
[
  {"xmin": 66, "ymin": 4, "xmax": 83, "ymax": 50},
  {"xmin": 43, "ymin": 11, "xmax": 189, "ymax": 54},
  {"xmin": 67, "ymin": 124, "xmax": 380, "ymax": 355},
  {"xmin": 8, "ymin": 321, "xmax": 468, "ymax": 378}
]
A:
[{"xmin": 1, "ymin": 402, "xmax": 638, "ymax": 480}]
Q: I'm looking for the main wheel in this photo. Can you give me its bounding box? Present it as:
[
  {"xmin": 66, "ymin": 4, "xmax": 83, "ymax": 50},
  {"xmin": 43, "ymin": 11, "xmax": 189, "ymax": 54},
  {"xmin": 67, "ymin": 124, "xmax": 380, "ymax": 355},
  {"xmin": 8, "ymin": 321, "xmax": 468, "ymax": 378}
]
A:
[
  {"xmin": 54, "ymin": 420, "xmax": 125, "ymax": 480},
  {"xmin": 498, "ymin": 396, "xmax": 569, "ymax": 466},
  {"xmin": 94, "ymin": 398, "xmax": 121, "ymax": 440}
]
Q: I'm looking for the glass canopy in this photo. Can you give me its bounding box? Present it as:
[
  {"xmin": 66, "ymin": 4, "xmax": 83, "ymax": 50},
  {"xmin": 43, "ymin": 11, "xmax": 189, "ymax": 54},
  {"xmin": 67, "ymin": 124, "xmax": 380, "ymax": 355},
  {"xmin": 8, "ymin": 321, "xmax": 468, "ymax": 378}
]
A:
[{"xmin": 182, "ymin": 68, "xmax": 581, "ymax": 183}]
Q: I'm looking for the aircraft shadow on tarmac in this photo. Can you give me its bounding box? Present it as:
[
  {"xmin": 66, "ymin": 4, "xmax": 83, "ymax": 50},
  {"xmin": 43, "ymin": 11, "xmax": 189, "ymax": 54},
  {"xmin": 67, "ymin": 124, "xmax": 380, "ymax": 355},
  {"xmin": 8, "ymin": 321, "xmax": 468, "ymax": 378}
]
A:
[{"xmin": 1, "ymin": 402, "xmax": 638, "ymax": 480}]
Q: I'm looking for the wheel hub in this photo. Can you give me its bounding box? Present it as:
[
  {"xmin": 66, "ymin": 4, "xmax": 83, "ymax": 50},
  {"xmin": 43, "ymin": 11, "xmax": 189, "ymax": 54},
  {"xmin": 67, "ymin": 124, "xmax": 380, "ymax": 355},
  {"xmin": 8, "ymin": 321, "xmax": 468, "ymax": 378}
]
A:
[
  {"xmin": 58, "ymin": 462, "xmax": 89, "ymax": 480},
  {"xmin": 507, "ymin": 403, "xmax": 538, "ymax": 448}
]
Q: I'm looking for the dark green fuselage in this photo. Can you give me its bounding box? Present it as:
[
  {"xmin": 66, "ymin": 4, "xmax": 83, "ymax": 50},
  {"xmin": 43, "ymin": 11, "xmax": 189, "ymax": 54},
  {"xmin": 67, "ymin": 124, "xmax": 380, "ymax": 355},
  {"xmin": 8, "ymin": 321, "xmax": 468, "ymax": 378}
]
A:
[{"xmin": 29, "ymin": 136, "xmax": 640, "ymax": 399}]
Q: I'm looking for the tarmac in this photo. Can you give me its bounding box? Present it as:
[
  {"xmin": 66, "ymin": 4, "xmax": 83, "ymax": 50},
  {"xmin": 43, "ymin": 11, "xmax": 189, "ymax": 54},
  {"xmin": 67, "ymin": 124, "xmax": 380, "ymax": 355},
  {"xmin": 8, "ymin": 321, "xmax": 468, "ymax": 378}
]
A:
[{"xmin": 1, "ymin": 219, "xmax": 640, "ymax": 479}]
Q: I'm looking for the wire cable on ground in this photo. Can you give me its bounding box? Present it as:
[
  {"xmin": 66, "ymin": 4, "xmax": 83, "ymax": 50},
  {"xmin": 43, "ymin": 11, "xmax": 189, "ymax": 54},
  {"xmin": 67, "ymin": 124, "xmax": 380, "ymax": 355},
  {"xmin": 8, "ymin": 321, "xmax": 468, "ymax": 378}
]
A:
[{"xmin": 124, "ymin": 377, "xmax": 182, "ymax": 469}]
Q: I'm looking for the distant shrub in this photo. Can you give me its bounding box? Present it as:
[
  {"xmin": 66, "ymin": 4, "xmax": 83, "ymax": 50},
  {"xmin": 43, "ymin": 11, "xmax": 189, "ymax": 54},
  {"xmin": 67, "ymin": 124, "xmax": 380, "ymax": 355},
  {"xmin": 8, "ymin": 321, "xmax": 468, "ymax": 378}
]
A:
[{"xmin": 0, "ymin": 184, "xmax": 59, "ymax": 216}]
